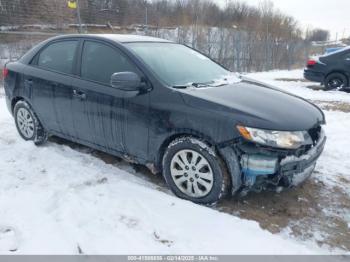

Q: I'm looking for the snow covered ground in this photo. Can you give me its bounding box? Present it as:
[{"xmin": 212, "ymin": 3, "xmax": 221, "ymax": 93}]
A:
[
  {"xmin": 247, "ymin": 70, "xmax": 350, "ymax": 103},
  {"xmin": 0, "ymin": 69, "xmax": 349, "ymax": 254}
]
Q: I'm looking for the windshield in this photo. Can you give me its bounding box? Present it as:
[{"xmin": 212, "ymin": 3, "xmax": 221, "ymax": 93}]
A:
[{"xmin": 126, "ymin": 42, "xmax": 240, "ymax": 87}]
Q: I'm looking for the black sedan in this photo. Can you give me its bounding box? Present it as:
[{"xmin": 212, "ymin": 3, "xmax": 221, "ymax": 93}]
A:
[
  {"xmin": 3, "ymin": 34, "xmax": 326, "ymax": 205},
  {"xmin": 304, "ymin": 46, "xmax": 350, "ymax": 90}
]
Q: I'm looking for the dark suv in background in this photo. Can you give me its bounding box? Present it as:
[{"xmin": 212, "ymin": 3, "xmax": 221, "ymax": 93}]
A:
[{"xmin": 304, "ymin": 46, "xmax": 350, "ymax": 90}]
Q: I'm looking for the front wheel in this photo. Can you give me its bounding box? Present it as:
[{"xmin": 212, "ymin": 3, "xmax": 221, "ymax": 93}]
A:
[
  {"xmin": 162, "ymin": 137, "xmax": 230, "ymax": 205},
  {"xmin": 14, "ymin": 101, "xmax": 48, "ymax": 146}
]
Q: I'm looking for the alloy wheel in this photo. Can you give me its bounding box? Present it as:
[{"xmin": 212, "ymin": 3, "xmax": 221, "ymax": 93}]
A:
[
  {"xmin": 170, "ymin": 149, "xmax": 214, "ymax": 198},
  {"xmin": 16, "ymin": 108, "xmax": 35, "ymax": 139},
  {"xmin": 329, "ymin": 78, "xmax": 343, "ymax": 90}
]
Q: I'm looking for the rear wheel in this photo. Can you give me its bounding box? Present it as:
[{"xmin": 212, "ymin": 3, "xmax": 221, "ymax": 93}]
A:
[
  {"xmin": 162, "ymin": 137, "xmax": 230, "ymax": 205},
  {"xmin": 325, "ymin": 73, "xmax": 348, "ymax": 91},
  {"xmin": 14, "ymin": 101, "xmax": 48, "ymax": 145}
]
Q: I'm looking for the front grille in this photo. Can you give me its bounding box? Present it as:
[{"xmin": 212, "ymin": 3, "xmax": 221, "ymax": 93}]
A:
[{"xmin": 308, "ymin": 125, "xmax": 322, "ymax": 145}]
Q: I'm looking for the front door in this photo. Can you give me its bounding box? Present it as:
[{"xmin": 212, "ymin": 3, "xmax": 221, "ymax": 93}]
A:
[{"xmin": 71, "ymin": 40, "xmax": 149, "ymax": 158}]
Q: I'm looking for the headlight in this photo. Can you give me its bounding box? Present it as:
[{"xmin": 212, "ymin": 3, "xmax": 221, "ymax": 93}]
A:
[{"xmin": 237, "ymin": 125, "xmax": 312, "ymax": 149}]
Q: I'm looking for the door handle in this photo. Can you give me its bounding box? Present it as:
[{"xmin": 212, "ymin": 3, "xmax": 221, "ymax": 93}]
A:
[
  {"xmin": 24, "ymin": 79, "xmax": 33, "ymax": 86},
  {"xmin": 73, "ymin": 89, "xmax": 86, "ymax": 100}
]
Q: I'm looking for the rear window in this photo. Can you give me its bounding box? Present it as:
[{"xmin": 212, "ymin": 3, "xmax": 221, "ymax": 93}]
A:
[
  {"xmin": 37, "ymin": 41, "xmax": 78, "ymax": 74},
  {"xmin": 321, "ymin": 46, "xmax": 349, "ymax": 58}
]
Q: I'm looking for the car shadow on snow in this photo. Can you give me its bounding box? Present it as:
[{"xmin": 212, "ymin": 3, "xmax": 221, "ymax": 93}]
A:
[
  {"xmin": 49, "ymin": 136, "xmax": 167, "ymax": 190},
  {"xmin": 49, "ymin": 136, "xmax": 350, "ymax": 252}
]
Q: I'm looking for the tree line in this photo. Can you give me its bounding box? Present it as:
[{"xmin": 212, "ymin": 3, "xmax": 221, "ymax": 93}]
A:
[{"xmin": 0, "ymin": 0, "xmax": 330, "ymax": 72}]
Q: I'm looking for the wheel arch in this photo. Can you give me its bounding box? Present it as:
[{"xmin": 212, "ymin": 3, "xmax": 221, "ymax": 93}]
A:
[
  {"xmin": 325, "ymin": 70, "xmax": 349, "ymax": 83},
  {"xmin": 159, "ymin": 132, "xmax": 233, "ymax": 204},
  {"xmin": 11, "ymin": 96, "xmax": 26, "ymax": 113},
  {"xmin": 11, "ymin": 97, "xmax": 45, "ymax": 128},
  {"xmin": 155, "ymin": 130, "xmax": 217, "ymax": 173}
]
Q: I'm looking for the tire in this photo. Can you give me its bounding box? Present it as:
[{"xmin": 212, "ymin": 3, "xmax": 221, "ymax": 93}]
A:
[
  {"xmin": 14, "ymin": 100, "xmax": 48, "ymax": 146},
  {"xmin": 325, "ymin": 73, "xmax": 348, "ymax": 91},
  {"xmin": 162, "ymin": 137, "xmax": 230, "ymax": 205}
]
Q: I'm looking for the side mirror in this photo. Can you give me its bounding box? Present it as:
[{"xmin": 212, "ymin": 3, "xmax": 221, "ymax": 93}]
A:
[{"xmin": 110, "ymin": 72, "xmax": 142, "ymax": 91}]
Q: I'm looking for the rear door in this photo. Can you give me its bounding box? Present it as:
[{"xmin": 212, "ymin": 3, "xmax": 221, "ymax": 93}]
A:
[{"xmin": 27, "ymin": 40, "xmax": 79, "ymax": 136}]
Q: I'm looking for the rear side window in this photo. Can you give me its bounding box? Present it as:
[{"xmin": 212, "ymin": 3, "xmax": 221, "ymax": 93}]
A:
[
  {"xmin": 37, "ymin": 41, "xmax": 78, "ymax": 74},
  {"xmin": 81, "ymin": 41, "xmax": 137, "ymax": 84}
]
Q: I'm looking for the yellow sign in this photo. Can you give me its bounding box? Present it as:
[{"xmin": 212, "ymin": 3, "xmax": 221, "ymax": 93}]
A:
[{"xmin": 68, "ymin": 1, "xmax": 77, "ymax": 9}]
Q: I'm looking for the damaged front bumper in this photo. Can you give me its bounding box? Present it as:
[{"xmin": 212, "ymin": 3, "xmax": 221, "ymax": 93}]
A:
[
  {"xmin": 278, "ymin": 131, "xmax": 326, "ymax": 187},
  {"xmin": 219, "ymin": 128, "xmax": 326, "ymax": 195}
]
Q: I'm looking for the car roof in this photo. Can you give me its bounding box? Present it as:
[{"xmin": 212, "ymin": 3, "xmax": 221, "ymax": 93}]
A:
[
  {"xmin": 51, "ymin": 34, "xmax": 172, "ymax": 43},
  {"xmin": 19, "ymin": 34, "xmax": 173, "ymax": 65}
]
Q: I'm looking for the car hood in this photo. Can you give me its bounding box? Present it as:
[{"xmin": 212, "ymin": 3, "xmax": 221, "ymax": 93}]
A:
[{"xmin": 179, "ymin": 78, "xmax": 325, "ymax": 131}]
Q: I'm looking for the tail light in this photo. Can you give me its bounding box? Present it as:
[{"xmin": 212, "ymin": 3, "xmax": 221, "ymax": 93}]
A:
[
  {"xmin": 307, "ymin": 59, "xmax": 317, "ymax": 67},
  {"xmin": 2, "ymin": 67, "xmax": 9, "ymax": 79}
]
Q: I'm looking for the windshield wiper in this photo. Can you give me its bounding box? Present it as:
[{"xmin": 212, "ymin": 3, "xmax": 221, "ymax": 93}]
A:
[
  {"xmin": 173, "ymin": 81, "xmax": 215, "ymax": 89},
  {"xmin": 191, "ymin": 81, "xmax": 215, "ymax": 87}
]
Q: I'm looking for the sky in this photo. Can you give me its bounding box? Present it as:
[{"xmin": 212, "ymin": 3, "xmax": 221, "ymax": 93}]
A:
[{"xmin": 217, "ymin": 0, "xmax": 349, "ymax": 40}]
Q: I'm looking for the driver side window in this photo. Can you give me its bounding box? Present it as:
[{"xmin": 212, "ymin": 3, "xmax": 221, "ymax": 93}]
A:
[{"xmin": 81, "ymin": 41, "xmax": 137, "ymax": 85}]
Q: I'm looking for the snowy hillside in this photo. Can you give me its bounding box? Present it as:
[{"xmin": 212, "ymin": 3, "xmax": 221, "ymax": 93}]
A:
[{"xmin": 0, "ymin": 70, "xmax": 349, "ymax": 254}]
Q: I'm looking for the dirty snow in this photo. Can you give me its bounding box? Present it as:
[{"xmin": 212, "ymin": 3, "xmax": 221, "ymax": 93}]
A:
[{"xmin": 0, "ymin": 69, "xmax": 349, "ymax": 254}]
